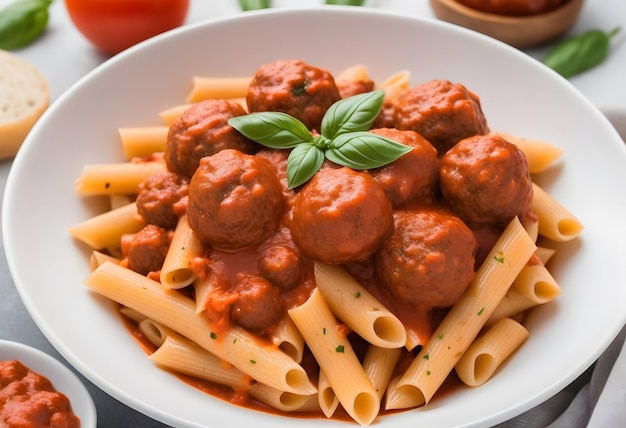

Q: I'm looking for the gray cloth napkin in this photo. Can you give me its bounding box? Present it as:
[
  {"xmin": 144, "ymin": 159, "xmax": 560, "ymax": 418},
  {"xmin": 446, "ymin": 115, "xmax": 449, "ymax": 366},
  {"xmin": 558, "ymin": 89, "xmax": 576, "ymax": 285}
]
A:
[{"xmin": 495, "ymin": 325, "xmax": 626, "ymax": 428}]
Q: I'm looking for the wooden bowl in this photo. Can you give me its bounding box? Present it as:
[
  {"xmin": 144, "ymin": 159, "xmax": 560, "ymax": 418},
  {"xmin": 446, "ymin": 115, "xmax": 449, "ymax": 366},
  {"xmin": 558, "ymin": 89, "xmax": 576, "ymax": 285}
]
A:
[{"xmin": 429, "ymin": 0, "xmax": 585, "ymax": 49}]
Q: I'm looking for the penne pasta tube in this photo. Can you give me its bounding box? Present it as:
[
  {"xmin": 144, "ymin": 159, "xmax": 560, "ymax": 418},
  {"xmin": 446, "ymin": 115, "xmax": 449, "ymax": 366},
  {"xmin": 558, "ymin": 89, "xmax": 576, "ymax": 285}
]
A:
[
  {"xmin": 85, "ymin": 261, "xmax": 317, "ymax": 395},
  {"xmin": 487, "ymin": 287, "xmax": 537, "ymax": 324},
  {"xmin": 378, "ymin": 69, "xmax": 410, "ymax": 102},
  {"xmin": 138, "ymin": 318, "xmax": 173, "ymax": 347},
  {"xmin": 68, "ymin": 202, "xmax": 144, "ymax": 250},
  {"xmin": 109, "ymin": 194, "xmax": 135, "ymax": 210},
  {"xmin": 150, "ymin": 333, "xmax": 317, "ymax": 412},
  {"xmin": 495, "ymin": 132, "xmax": 563, "ymax": 174},
  {"xmin": 89, "ymin": 250, "xmax": 121, "ymax": 271},
  {"xmin": 289, "ymin": 288, "xmax": 379, "ymax": 426},
  {"xmin": 532, "ymin": 182, "xmax": 583, "ymax": 242},
  {"xmin": 363, "ymin": 345, "xmax": 402, "ymax": 401},
  {"xmin": 118, "ymin": 126, "xmax": 168, "ymax": 158},
  {"xmin": 270, "ymin": 317, "xmax": 305, "ymax": 363},
  {"xmin": 535, "ymin": 246, "xmax": 556, "ymax": 265},
  {"xmin": 385, "ymin": 217, "xmax": 536, "ymax": 410},
  {"xmin": 455, "ymin": 317, "xmax": 529, "ymax": 387},
  {"xmin": 159, "ymin": 103, "xmax": 194, "ymax": 125},
  {"xmin": 314, "ymin": 262, "xmax": 406, "ymax": 349},
  {"xmin": 335, "ymin": 64, "xmax": 371, "ymax": 83},
  {"xmin": 119, "ymin": 306, "xmax": 147, "ymax": 324},
  {"xmin": 318, "ymin": 369, "xmax": 339, "ymax": 418},
  {"xmin": 186, "ymin": 76, "xmax": 251, "ymax": 103},
  {"xmin": 160, "ymin": 215, "xmax": 203, "ymax": 289},
  {"xmin": 74, "ymin": 161, "xmax": 167, "ymax": 196},
  {"xmin": 511, "ymin": 261, "xmax": 561, "ymax": 304}
]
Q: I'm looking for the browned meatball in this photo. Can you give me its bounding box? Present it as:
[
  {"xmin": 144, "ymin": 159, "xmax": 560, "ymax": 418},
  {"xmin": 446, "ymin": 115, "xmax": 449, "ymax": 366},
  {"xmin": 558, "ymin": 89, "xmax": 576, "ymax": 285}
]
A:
[
  {"xmin": 394, "ymin": 80, "xmax": 489, "ymax": 154},
  {"xmin": 123, "ymin": 224, "xmax": 172, "ymax": 276},
  {"xmin": 439, "ymin": 134, "xmax": 534, "ymax": 228},
  {"xmin": 165, "ymin": 99, "xmax": 257, "ymax": 178},
  {"xmin": 368, "ymin": 128, "xmax": 439, "ymax": 207},
  {"xmin": 374, "ymin": 208, "xmax": 476, "ymax": 309},
  {"xmin": 187, "ymin": 149, "xmax": 285, "ymax": 252},
  {"xmin": 136, "ymin": 172, "xmax": 188, "ymax": 229},
  {"xmin": 246, "ymin": 59, "xmax": 341, "ymax": 131},
  {"xmin": 230, "ymin": 273, "xmax": 283, "ymax": 333},
  {"xmin": 291, "ymin": 167, "xmax": 393, "ymax": 264}
]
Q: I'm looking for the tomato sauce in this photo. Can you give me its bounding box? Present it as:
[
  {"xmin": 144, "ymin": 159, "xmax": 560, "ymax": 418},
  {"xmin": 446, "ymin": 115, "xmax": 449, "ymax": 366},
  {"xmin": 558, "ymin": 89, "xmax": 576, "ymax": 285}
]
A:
[{"xmin": 0, "ymin": 360, "xmax": 80, "ymax": 428}]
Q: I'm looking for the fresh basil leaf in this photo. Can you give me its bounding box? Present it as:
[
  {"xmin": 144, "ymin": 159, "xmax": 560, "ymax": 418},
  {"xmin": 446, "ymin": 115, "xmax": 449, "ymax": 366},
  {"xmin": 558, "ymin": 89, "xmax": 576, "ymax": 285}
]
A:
[
  {"xmin": 238, "ymin": 0, "xmax": 270, "ymax": 11},
  {"xmin": 321, "ymin": 90, "xmax": 385, "ymax": 139},
  {"xmin": 326, "ymin": 131, "xmax": 412, "ymax": 170},
  {"xmin": 228, "ymin": 112, "xmax": 313, "ymax": 149},
  {"xmin": 0, "ymin": 0, "xmax": 51, "ymax": 50},
  {"xmin": 286, "ymin": 143, "xmax": 325, "ymax": 189},
  {"xmin": 326, "ymin": 0, "xmax": 366, "ymax": 5}
]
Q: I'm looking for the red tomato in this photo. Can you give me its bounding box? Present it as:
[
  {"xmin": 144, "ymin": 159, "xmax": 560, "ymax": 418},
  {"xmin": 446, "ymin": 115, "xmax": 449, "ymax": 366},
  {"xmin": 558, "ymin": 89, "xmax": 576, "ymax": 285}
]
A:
[
  {"xmin": 454, "ymin": 0, "xmax": 565, "ymax": 16},
  {"xmin": 65, "ymin": 0, "xmax": 190, "ymax": 55}
]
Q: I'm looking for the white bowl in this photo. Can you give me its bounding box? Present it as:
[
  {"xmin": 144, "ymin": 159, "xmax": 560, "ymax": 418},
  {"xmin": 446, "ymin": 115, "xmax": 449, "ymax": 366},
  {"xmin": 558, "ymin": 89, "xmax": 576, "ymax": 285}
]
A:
[
  {"xmin": 0, "ymin": 340, "xmax": 97, "ymax": 427},
  {"xmin": 4, "ymin": 7, "xmax": 626, "ymax": 428}
]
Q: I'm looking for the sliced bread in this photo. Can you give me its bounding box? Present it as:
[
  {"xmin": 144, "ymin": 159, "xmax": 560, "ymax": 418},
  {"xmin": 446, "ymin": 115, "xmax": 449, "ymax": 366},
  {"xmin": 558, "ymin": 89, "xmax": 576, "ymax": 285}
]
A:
[{"xmin": 0, "ymin": 49, "xmax": 49, "ymax": 159}]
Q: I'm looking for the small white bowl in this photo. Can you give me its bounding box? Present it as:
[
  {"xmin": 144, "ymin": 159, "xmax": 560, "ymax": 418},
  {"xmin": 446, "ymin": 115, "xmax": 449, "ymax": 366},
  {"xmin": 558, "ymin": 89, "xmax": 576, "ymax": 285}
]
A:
[{"xmin": 0, "ymin": 340, "xmax": 97, "ymax": 427}]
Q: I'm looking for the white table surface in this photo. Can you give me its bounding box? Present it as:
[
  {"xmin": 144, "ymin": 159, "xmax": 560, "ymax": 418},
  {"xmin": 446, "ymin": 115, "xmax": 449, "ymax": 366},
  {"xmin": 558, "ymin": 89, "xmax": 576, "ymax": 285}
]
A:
[{"xmin": 1, "ymin": 1, "xmax": 625, "ymax": 427}]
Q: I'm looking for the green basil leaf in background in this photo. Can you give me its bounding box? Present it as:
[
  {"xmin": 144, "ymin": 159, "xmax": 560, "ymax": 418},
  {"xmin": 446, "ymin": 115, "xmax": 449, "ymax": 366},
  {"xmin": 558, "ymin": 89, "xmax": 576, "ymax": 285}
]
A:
[
  {"xmin": 321, "ymin": 90, "xmax": 384, "ymax": 139},
  {"xmin": 286, "ymin": 142, "xmax": 325, "ymax": 189},
  {"xmin": 238, "ymin": 0, "xmax": 270, "ymax": 11},
  {"xmin": 543, "ymin": 27, "xmax": 621, "ymax": 78},
  {"xmin": 0, "ymin": 0, "xmax": 52, "ymax": 50},
  {"xmin": 326, "ymin": 131, "xmax": 412, "ymax": 170},
  {"xmin": 228, "ymin": 112, "xmax": 313, "ymax": 149},
  {"xmin": 326, "ymin": 0, "xmax": 366, "ymax": 5}
]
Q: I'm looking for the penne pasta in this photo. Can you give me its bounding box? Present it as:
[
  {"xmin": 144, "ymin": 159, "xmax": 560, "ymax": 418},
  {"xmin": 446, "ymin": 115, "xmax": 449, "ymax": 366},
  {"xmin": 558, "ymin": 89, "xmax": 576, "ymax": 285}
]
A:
[
  {"xmin": 186, "ymin": 76, "xmax": 251, "ymax": 103},
  {"xmin": 289, "ymin": 288, "xmax": 379, "ymax": 426},
  {"xmin": 455, "ymin": 317, "xmax": 529, "ymax": 386},
  {"xmin": 150, "ymin": 332, "xmax": 318, "ymax": 412},
  {"xmin": 532, "ymin": 182, "xmax": 584, "ymax": 241},
  {"xmin": 385, "ymin": 217, "xmax": 536, "ymax": 410},
  {"xmin": 118, "ymin": 126, "xmax": 168, "ymax": 158},
  {"xmin": 362, "ymin": 345, "xmax": 402, "ymax": 401},
  {"xmin": 378, "ymin": 69, "xmax": 411, "ymax": 102},
  {"xmin": 488, "ymin": 288, "xmax": 537, "ymax": 324},
  {"xmin": 74, "ymin": 160, "xmax": 167, "ymax": 196},
  {"xmin": 160, "ymin": 215, "xmax": 203, "ymax": 289},
  {"xmin": 85, "ymin": 261, "xmax": 317, "ymax": 395},
  {"xmin": 318, "ymin": 369, "xmax": 339, "ymax": 418},
  {"xmin": 89, "ymin": 250, "xmax": 121, "ymax": 271},
  {"xmin": 270, "ymin": 316, "xmax": 305, "ymax": 363},
  {"xmin": 68, "ymin": 202, "xmax": 144, "ymax": 250},
  {"xmin": 511, "ymin": 261, "xmax": 562, "ymax": 304},
  {"xmin": 496, "ymin": 132, "xmax": 563, "ymax": 174},
  {"xmin": 314, "ymin": 262, "xmax": 406, "ymax": 349},
  {"xmin": 159, "ymin": 103, "xmax": 194, "ymax": 125}
]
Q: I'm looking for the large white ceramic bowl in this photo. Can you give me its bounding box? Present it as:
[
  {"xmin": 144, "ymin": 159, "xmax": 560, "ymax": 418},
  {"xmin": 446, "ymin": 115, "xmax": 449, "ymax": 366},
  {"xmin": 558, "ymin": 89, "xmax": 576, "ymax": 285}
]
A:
[{"xmin": 4, "ymin": 7, "xmax": 626, "ymax": 428}]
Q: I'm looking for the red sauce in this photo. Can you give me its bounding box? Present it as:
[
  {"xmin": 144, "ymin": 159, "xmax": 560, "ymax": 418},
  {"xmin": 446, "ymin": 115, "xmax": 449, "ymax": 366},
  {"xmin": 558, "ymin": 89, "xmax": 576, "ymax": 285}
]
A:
[
  {"xmin": 454, "ymin": 0, "xmax": 566, "ymax": 16},
  {"xmin": 0, "ymin": 360, "xmax": 80, "ymax": 428}
]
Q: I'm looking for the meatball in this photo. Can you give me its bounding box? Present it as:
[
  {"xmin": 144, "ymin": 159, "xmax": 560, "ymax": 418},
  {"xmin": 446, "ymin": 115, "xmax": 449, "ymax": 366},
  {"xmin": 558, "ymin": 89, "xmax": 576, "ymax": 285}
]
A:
[
  {"xmin": 136, "ymin": 172, "xmax": 188, "ymax": 229},
  {"xmin": 123, "ymin": 224, "xmax": 172, "ymax": 276},
  {"xmin": 394, "ymin": 80, "xmax": 489, "ymax": 154},
  {"xmin": 375, "ymin": 208, "xmax": 476, "ymax": 309},
  {"xmin": 368, "ymin": 128, "xmax": 439, "ymax": 207},
  {"xmin": 165, "ymin": 99, "xmax": 257, "ymax": 178},
  {"xmin": 230, "ymin": 274, "xmax": 283, "ymax": 333},
  {"xmin": 291, "ymin": 167, "xmax": 393, "ymax": 264},
  {"xmin": 187, "ymin": 149, "xmax": 285, "ymax": 252},
  {"xmin": 246, "ymin": 59, "xmax": 341, "ymax": 131},
  {"xmin": 439, "ymin": 134, "xmax": 534, "ymax": 228}
]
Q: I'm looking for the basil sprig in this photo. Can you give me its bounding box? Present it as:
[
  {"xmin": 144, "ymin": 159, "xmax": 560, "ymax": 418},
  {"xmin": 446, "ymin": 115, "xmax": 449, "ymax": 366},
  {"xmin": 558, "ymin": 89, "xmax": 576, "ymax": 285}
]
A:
[
  {"xmin": 0, "ymin": 0, "xmax": 52, "ymax": 50},
  {"xmin": 229, "ymin": 90, "xmax": 412, "ymax": 189}
]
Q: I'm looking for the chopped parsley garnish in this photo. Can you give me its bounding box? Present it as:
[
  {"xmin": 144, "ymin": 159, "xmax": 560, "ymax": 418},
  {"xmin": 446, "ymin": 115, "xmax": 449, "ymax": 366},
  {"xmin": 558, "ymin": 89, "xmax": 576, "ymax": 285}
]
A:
[{"xmin": 336, "ymin": 345, "xmax": 345, "ymax": 353}]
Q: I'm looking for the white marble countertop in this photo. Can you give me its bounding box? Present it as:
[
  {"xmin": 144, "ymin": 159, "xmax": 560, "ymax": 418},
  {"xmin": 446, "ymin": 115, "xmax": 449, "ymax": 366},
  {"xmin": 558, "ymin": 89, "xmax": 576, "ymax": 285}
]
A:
[{"xmin": 1, "ymin": 1, "xmax": 625, "ymax": 427}]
